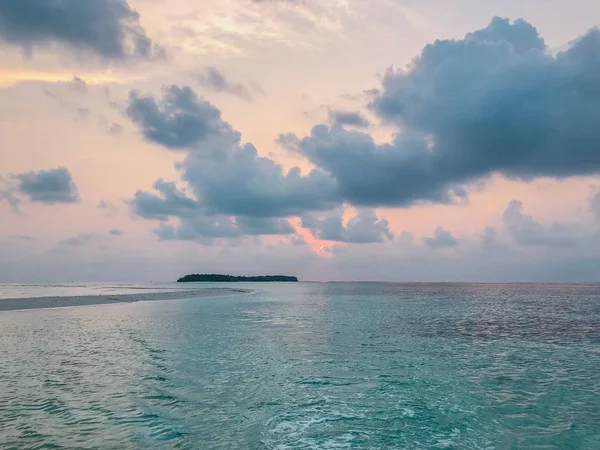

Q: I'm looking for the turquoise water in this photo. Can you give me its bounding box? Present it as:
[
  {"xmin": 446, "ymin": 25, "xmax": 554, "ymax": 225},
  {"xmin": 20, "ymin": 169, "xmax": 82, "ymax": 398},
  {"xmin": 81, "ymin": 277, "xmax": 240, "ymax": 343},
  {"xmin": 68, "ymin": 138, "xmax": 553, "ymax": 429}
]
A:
[
  {"xmin": 0, "ymin": 282, "xmax": 195, "ymax": 299},
  {"xmin": 0, "ymin": 282, "xmax": 599, "ymax": 449}
]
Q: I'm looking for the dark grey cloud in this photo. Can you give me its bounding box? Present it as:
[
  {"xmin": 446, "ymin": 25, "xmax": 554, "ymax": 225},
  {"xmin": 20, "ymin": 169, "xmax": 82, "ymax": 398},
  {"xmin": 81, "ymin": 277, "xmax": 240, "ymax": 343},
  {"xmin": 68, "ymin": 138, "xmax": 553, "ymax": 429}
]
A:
[
  {"xmin": 235, "ymin": 216, "xmax": 295, "ymax": 235},
  {"xmin": 503, "ymin": 200, "xmax": 577, "ymax": 247},
  {"xmin": 424, "ymin": 227, "xmax": 459, "ymax": 249},
  {"xmin": 126, "ymin": 85, "xmax": 340, "ymax": 224},
  {"xmin": 155, "ymin": 218, "xmax": 241, "ymax": 241},
  {"xmin": 281, "ymin": 18, "xmax": 600, "ymax": 208},
  {"xmin": 12, "ymin": 167, "xmax": 80, "ymax": 204},
  {"xmin": 302, "ymin": 209, "xmax": 393, "ymax": 243},
  {"xmin": 466, "ymin": 17, "xmax": 545, "ymax": 53},
  {"xmin": 155, "ymin": 216, "xmax": 294, "ymax": 242},
  {"xmin": 130, "ymin": 161, "xmax": 330, "ymax": 234},
  {"xmin": 109, "ymin": 229, "xmax": 124, "ymax": 236},
  {"xmin": 180, "ymin": 145, "xmax": 339, "ymax": 218},
  {"xmin": 301, "ymin": 212, "xmax": 343, "ymax": 241},
  {"xmin": 197, "ymin": 67, "xmax": 253, "ymax": 101},
  {"xmin": 0, "ymin": 0, "xmax": 162, "ymax": 60},
  {"xmin": 129, "ymin": 179, "xmax": 199, "ymax": 221},
  {"xmin": 126, "ymin": 85, "xmax": 240, "ymax": 150},
  {"xmin": 328, "ymin": 110, "xmax": 370, "ymax": 128}
]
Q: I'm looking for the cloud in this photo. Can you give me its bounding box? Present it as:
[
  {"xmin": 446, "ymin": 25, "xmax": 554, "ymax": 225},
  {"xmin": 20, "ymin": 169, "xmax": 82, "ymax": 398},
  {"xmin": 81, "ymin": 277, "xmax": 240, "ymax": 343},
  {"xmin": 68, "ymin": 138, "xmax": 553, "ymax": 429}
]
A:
[
  {"xmin": 328, "ymin": 110, "xmax": 370, "ymax": 128},
  {"xmin": 126, "ymin": 85, "xmax": 340, "ymax": 224},
  {"xmin": 76, "ymin": 107, "xmax": 91, "ymax": 120},
  {"xmin": 109, "ymin": 229, "xmax": 124, "ymax": 236},
  {"xmin": 503, "ymin": 200, "xmax": 578, "ymax": 247},
  {"xmin": 98, "ymin": 200, "xmax": 119, "ymax": 217},
  {"xmin": 129, "ymin": 179, "xmax": 199, "ymax": 221},
  {"xmin": 126, "ymin": 85, "xmax": 239, "ymax": 150},
  {"xmin": 155, "ymin": 216, "xmax": 294, "ymax": 242},
  {"xmin": 424, "ymin": 227, "xmax": 459, "ymax": 249},
  {"xmin": 155, "ymin": 218, "xmax": 242, "ymax": 241},
  {"xmin": 590, "ymin": 188, "xmax": 600, "ymax": 220},
  {"xmin": 11, "ymin": 167, "xmax": 80, "ymax": 205},
  {"xmin": 59, "ymin": 233, "xmax": 95, "ymax": 247},
  {"xmin": 249, "ymin": 81, "xmax": 265, "ymax": 96},
  {"xmin": 281, "ymin": 18, "xmax": 600, "ymax": 208},
  {"xmin": 167, "ymin": 0, "xmax": 350, "ymax": 59},
  {"xmin": 0, "ymin": 0, "xmax": 162, "ymax": 60},
  {"xmin": 41, "ymin": 80, "xmax": 125, "ymax": 137},
  {"xmin": 481, "ymin": 226, "xmax": 497, "ymax": 248},
  {"xmin": 302, "ymin": 208, "xmax": 393, "ymax": 243},
  {"xmin": 278, "ymin": 125, "xmax": 470, "ymax": 207},
  {"xmin": 5, "ymin": 227, "xmax": 600, "ymax": 282},
  {"xmin": 69, "ymin": 76, "xmax": 88, "ymax": 94},
  {"xmin": 465, "ymin": 16, "xmax": 545, "ymax": 53},
  {"xmin": 320, "ymin": 234, "xmax": 600, "ymax": 282},
  {"xmin": 235, "ymin": 216, "xmax": 295, "ymax": 235},
  {"xmin": 107, "ymin": 122, "xmax": 123, "ymax": 135},
  {"xmin": 129, "ymin": 162, "xmax": 329, "ymax": 234},
  {"xmin": 180, "ymin": 144, "xmax": 339, "ymax": 218},
  {"xmin": 0, "ymin": 175, "xmax": 21, "ymax": 211},
  {"xmin": 122, "ymin": 19, "xmax": 600, "ymax": 251},
  {"xmin": 398, "ymin": 231, "xmax": 415, "ymax": 246},
  {"xmin": 196, "ymin": 67, "xmax": 253, "ymax": 101}
]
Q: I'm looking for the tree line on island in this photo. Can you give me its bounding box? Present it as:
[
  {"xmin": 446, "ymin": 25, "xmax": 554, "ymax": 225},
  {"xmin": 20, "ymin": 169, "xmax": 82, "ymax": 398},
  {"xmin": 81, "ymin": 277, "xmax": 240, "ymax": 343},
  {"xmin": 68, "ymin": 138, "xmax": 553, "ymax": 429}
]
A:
[{"xmin": 177, "ymin": 274, "xmax": 299, "ymax": 282}]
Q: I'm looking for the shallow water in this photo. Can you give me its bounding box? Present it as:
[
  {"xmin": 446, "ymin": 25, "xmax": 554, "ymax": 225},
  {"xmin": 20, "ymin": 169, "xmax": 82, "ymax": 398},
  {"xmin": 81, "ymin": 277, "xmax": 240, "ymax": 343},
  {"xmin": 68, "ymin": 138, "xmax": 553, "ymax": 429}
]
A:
[
  {"xmin": 1, "ymin": 282, "xmax": 599, "ymax": 449},
  {"xmin": 0, "ymin": 282, "xmax": 195, "ymax": 300}
]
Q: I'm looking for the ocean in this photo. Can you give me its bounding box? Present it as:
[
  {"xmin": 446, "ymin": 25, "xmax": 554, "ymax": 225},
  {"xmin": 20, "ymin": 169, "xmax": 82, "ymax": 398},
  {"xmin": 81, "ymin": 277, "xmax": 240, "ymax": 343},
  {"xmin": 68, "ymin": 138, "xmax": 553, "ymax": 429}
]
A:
[{"xmin": 0, "ymin": 282, "xmax": 599, "ymax": 449}]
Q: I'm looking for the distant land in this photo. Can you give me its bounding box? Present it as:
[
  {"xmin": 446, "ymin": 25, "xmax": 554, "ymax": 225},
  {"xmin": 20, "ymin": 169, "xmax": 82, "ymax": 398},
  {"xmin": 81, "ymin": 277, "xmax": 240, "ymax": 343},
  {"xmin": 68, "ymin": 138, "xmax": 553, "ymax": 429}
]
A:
[{"xmin": 177, "ymin": 274, "xmax": 299, "ymax": 282}]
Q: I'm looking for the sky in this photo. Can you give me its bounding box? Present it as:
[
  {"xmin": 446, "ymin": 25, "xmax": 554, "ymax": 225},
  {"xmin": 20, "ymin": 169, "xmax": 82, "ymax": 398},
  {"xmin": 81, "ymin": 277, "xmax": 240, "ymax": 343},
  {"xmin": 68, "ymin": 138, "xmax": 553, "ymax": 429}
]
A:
[{"xmin": 1, "ymin": 0, "xmax": 600, "ymax": 282}]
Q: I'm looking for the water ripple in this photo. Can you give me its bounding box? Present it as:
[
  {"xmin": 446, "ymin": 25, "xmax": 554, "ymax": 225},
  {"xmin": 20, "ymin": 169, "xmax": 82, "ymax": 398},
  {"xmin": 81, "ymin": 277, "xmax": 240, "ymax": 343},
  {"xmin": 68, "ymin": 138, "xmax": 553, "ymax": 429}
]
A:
[{"xmin": 0, "ymin": 282, "xmax": 598, "ymax": 449}]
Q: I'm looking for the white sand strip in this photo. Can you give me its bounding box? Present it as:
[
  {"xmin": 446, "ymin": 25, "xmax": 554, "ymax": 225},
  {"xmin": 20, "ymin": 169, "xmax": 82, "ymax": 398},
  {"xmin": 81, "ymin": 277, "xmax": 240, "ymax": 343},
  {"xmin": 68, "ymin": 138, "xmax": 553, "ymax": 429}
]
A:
[{"xmin": 0, "ymin": 288, "xmax": 252, "ymax": 311}]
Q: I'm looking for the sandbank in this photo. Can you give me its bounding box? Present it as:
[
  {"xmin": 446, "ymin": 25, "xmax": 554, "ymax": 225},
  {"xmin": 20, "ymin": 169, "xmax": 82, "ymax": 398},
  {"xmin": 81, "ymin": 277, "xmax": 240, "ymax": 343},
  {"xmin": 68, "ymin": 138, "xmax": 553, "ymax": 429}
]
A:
[{"xmin": 0, "ymin": 288, "xmax": 252, "ymax": 311}]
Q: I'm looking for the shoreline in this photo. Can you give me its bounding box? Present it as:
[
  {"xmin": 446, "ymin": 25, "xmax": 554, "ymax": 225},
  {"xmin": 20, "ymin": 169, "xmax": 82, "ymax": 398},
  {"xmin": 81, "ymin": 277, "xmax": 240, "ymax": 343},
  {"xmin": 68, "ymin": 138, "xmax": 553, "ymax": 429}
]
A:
[{"xmin": 0, "ymin": 288, "xmax": 252, "ymax": 312}]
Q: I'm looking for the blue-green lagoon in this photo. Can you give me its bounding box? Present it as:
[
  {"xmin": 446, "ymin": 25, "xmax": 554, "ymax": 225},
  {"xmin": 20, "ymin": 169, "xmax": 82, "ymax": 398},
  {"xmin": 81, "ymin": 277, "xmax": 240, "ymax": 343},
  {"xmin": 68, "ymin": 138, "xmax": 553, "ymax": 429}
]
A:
[{"xmin": 1, "ymin": 282, "xmax": 599, "ymax": 449}]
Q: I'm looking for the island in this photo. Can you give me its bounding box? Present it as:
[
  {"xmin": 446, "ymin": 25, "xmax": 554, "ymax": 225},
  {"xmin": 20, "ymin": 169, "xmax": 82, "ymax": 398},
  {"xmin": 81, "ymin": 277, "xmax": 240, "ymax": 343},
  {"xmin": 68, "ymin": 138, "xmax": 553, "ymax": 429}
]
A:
[{"xmin": 177, "ymin": 274, "xmax": 299, "ymax": 282}]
